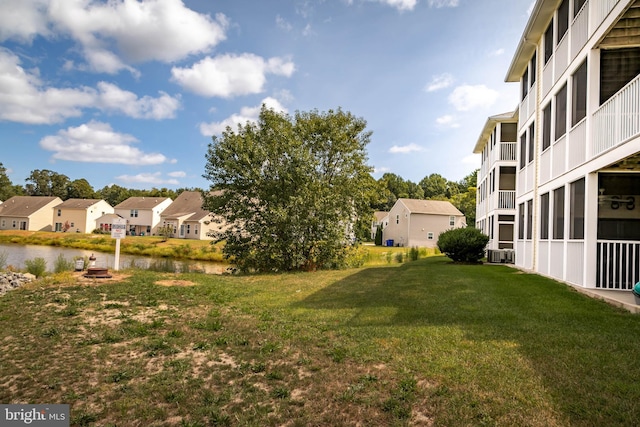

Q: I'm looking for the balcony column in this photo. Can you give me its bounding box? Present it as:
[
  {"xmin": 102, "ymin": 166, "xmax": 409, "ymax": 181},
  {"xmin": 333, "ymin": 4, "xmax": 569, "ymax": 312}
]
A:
[
  {"xmin": 584, "ymin": 172, "xmax": 599, "ymax": 288},
  {"xmin": 587, "ymin": 49, "xmax": 600, "ymax": 158}
]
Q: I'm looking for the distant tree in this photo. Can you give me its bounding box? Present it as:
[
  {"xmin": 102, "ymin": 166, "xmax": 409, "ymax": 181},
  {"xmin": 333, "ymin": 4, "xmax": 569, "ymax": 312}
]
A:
[
  {"xmin": 96, "ymin": 184, "xmax": 132, "ymax": 206},
  {"xmin": 419, "ymin": 173, "xmax": 449, "ymax": 199},
  {"xmin": 25, "ymin": 169, "xmax": 70, "ymax": 199},
  {"xmin": 203, "ymin": 106, "xmax": 373, "ymax": 272},
  {"xmin": 374, "ymin": 224, "xmax": 383, "ymax": 246},
  {"xmin": 451, "ymin": 187, "xmax": 477, "ymax": 227},
  {"xmin": 381, "ymin": 173, "xmax": 409, "ymax": 199},
  {"xmin": 406, "ymin": 181, "xmax": 425, "ymax": 200},
  {"xmin": 0, "ymin": 163, "xmax": 16, "ymax": 201},
  {"xmin": 67, "ymin": 178, "xmax": 95, "ymax": 199}
]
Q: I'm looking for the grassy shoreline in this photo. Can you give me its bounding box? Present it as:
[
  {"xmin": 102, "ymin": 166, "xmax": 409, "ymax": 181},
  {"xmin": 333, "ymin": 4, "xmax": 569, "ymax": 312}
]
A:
[{"xmin": 1, "ymin": 256, "xmax": 640, "ymax": 425}]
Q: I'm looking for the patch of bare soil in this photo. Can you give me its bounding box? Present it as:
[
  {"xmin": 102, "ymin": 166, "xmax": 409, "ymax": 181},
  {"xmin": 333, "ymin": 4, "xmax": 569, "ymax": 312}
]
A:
[
  {"xmin": 73, "ymin": 271, "xmax": 131, "ymax": 285},
  {"xmin": 155, "ymin": 279, "xmax": 197, "ymax": 287}
]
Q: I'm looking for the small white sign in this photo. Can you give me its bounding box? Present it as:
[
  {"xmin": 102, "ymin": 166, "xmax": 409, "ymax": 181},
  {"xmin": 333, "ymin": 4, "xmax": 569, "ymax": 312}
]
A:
[{"xmin": 111, "ymin": 218, "xmax": 127, "ymax": 239}]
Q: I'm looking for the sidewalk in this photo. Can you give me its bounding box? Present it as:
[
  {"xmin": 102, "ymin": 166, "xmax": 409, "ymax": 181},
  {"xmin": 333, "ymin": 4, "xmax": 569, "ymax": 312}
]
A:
[{"xmin": 571, "ymin": 287, "xmax": 640, "ymax": 314}]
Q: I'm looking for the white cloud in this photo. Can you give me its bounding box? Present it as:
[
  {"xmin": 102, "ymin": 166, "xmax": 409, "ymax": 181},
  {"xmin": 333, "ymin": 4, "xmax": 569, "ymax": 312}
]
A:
[
  {"xmin": 0, "ymin": 49, "xmax": 182, "ymax": 124},
  {"xmin": 0, "ymin": 0, "xmax": 228, "ymax": 75},
  {"xmin": 0, "ymin": 48, "xmax": 95, "ymax": 124},
  {"xmin": 39, "ymin": 120, "xmax": 173, "ymax": 165},
  {"xmin": 0, "ymin": 0, "xmax": 50, "ymax": 42},
  {"xmin": 435, "ymin": 115, "xmax": 460, "ymax": 128},
  {"xmin": 489, "ymin": 48, "xmax": 505, "ymax": 57},
  {"xmin": 276, "ymin": 14, "xmax": 292, "ymax": 31},
  {"xmin": 425, "ymin": 73, "xmax": 453, "ymax": 92},
  {"xmin": 389, "ymin": 143, "xmax": 423, "ymax": 154},
  {"xmin": 172, "ymin": 53, "xmax": 295, "ymax": 98},
  {"xmin": 199, "ymin": 97, "xmax": 287, "ymax": 136},
  {"xmin": 379, "ymin": 0, "xmax": 417, "ymax": 11},
  {"xmin": 428, "ymin": 0, "xmax": 459, "ymax": 7},
  {"xmin": 168, "ymin": 171, "xmax": 186, "ymax": 178},
  {"xmin": 96, "ymin": 82, "xmax": 181, "ymax": 119},
  {"xmin": 448, "ymin": 84, "xmax": 499, "ymax": 112},
  {"xmin": 374, "ymin": 166, "xmax": 391, "ymax": 175},
  {"xmin": 461, "ymin": 153, "xmax": 480, "ymax": 166},
  {"xmin": 116, "ymin": 172, "xmax": 179, "ymax": 186}
]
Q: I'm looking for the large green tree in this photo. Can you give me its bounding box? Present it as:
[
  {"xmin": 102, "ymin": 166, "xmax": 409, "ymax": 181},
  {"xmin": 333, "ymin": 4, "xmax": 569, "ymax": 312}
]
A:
[
  {"xmin": 0, "ymin": 163, "xmax": 22, "ymax": 200},
  {"xmin": 67, "ymin": 178, "xmax": 95, "ymax": 199},
  {"xmin": 203, "ymin": 106, "xmax": 374, "ymax": 272},
  {"xmin": 24, "ymin": 169, "xmax": 70, "ymax": 199}
]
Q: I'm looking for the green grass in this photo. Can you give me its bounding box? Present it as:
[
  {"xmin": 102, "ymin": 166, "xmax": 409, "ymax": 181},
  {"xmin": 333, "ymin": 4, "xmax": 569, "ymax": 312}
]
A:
[{"xmin": 1, "ymin": 256, "xmax": 640, "ymax": 426}]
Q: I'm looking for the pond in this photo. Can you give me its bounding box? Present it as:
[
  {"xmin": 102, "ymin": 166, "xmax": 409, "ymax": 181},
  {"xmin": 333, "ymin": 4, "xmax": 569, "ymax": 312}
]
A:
[{"xmin": 0, "ymin": 243, "xmax": 230, "ymax": 274}]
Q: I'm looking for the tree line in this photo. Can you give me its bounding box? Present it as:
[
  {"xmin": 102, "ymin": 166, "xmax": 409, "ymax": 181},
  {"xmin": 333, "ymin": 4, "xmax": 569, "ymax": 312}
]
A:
[
  {"xmin": 0, "ymin": 166, "xmax": 478, "ymax": 226},
  {"xmin": 0, "ymin": 164, "xmax": 194, "ymax": 207}
]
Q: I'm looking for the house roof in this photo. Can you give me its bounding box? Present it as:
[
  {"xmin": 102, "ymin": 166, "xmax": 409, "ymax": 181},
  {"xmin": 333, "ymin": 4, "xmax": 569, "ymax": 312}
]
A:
[
  {"xmin": 397, "ymin": 198, "xmax": 464, "ymax": 216},
  {"xmin": 505, "ymin": 0, "xmax": 562, "ymax": 82},
  {"xmin": 115, "ymin": 197, "xmax": 172, "ymax": 210},
  {"xmin": 54, "ymin": 198, "xmax": 107, "ymax": 210},
  {"xmin": 160, "ymin": 191, "xmax": 210, "ymax": 221},
  {"xmin": 0, "ymin": 196, "xmax": 61, "ymax": 217},
  {"xmin": 473, "ymin": 110, "xmax": 518, "ymax": 153},
  {"xmin": 373, "ymin": 211, "xmax": 389, "ymax": 221}
]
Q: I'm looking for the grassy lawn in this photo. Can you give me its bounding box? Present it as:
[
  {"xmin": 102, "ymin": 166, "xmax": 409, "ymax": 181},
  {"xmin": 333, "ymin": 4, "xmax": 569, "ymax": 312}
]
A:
[{"xmin": 1, "ymin": 256, "xmax": 640, "ymax": 426}]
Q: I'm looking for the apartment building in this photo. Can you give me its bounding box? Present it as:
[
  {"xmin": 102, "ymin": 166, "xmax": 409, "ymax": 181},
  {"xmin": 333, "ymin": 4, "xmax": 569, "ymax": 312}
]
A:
[
  {"xmin": 497, "ymin": 0, "xmax": 640, "ymax": 289},
  {"xmin": 474, "ymin": 111, "xmax": 519, "ymax": 261}
]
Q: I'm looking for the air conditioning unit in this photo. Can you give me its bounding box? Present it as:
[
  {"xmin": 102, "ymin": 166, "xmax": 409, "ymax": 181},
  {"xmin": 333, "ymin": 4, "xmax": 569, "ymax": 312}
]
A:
[
  {"xmin": 488, "ymin": 249, "xmax": 506, "ymax": 263},
  {"xmin": 504, "ymin": 250, "xmax": 515, "ymax": 264}
]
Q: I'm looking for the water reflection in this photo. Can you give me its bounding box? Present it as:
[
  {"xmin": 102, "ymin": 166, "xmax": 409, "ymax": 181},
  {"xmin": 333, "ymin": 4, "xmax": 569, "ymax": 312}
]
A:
[{"xmin": 0, "ymin": 243, "xmax": 230, "ymax": 274}]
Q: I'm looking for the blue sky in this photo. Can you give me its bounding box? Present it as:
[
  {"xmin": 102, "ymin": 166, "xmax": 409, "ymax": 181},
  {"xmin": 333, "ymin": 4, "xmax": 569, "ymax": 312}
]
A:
[{"xmin": 0, "ymin": 0, "xmax": 534, "ymax": 191}]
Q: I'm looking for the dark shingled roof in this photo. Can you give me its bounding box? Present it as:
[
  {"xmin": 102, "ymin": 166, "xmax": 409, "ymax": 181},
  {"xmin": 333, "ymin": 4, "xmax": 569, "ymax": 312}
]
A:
[{"xmin": 0, "ymin": 196, "xmax": 61, "ymax": 217}]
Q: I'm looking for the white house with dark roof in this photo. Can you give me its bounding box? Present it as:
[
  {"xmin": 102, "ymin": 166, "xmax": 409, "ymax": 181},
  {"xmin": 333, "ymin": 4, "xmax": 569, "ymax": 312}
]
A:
[
  {"xmin": 474, "ymin": 111, "xmax": 518, "ymax": 258},
  {"xmin": 53, "ymin": 199, "xmax": 114, "ymax": 233},
  {"xmin": 478, "ymin": 0, "xmax": 640, "ymax": 290},
  {"xmin": 0, "ymin": 196, "xmax": 62, "ymax": 231},
  {"xmin": 382, "ymin": 199, "xmax": 465, "ymax": 248},
  {"xmin": 114, "ymin": 197, "xmax": 173, "ymax": 236}
]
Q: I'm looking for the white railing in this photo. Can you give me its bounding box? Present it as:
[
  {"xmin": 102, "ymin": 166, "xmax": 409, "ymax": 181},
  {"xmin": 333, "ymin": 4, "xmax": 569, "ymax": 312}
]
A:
[
  {"xmin": 597, "ymin": 240, "xmax": 640, "ymax": 289},
  {"xmin": 543, "ymin": 59, "xmax": 554, "ymax": 97},
  {"xmin": 555, "ymin": 35, "xmax": 569, "ymax": 81},
  {"xmin": 498, "ymin": 190, "xmax": 516, "ymax": 209},
  {"xmin": 566, "ymin": 241, "xmax": 585, "ymax": 286},
  {"xmin": 591, "ymin": 73, "xmax": 640, "ymax": 157},
  {"xmin": 500, "ymin": 142, "xmax": 517, "ymax": 161},
  {"xmin": 552, "ymin": 135, "xmax": 566, "ymax": 178},
  {"xmin": 568, "ymin": 119, "xmax": 587, "ymax": 169},
  {"xmin": 571, "ymin": 1, "xmax": 589, "ymax": 59},
  {"xmin": 539, "ymin": 148, "xmax": 551, "ymax": 184},
  {"xmin": 591, "ymin": 0, "xmax": 621, "ymax": 38}
]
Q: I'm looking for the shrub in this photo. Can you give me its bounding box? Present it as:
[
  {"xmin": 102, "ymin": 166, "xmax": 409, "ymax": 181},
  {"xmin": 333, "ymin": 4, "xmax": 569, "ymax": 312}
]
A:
[
  {"xmin": 437, "ymin": 227, "xmax": 489, "ymax": 263},
  {"xmin": 24, "ymin": 257, "xmax": 47, "ymax": 277},
  {"xmin": 54, "ymin": 254, "xmax": 75, "ymax": 273},
  {"xmin": 0, "ymin": 250, "xmax": 7, "ymax": 270},
  {"xmin": 374, "ymin": 225, "xmax": 383, "ymax": 246}
]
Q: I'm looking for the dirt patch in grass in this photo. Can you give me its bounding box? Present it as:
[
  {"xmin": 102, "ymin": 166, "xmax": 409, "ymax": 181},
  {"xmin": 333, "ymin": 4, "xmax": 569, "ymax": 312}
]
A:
[{"xmin": 155, "ymin": 279, "xmax": 197, "ymax": 287}]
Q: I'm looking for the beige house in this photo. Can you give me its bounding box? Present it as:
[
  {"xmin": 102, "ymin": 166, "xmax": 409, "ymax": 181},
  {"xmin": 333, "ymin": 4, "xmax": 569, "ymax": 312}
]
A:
[
  {"xmin": 53, "ymin": 199, "xmax": 114, "ymax": 233},
  {"xmin": 114, "ymin": 197, "xmax": 173, "ymax": 236},
  {"xmin": 0, "ymin": 196, "xmax": 62, "ymax": 231},
  {"xmin": 371, "ymin": 211, "xmax": 390, "ymax": 240},
  {"xmin": 159, "ymin": 191, "xmax": 219, "ymax": 240},
  {"xmin": 383, "ymin": 199, "xmax": 466, "ymax": 248}
]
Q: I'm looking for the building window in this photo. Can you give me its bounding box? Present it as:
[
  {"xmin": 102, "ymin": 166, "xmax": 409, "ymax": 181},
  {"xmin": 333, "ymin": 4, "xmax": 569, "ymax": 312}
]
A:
[
  {"xmin": 396, "ymin": 215, "xmax": 399, "ymax": 224},
  {"xmin": 427, "ymin": 232, "xmax": 434, "ymax": 240},
  {"xmin": 553, "ymin": 186, "xmax": 565, "ymax": 239},
  {"xmin": 540, "ymin": 192, "xmax": 549, "ymax": 240},
  {"xmin": 557, "ymin": 0, "xmax": 569, "ymax": 44},
  {"xmin": 574, "ymin": 0, "xmax": 587, "ymax": 17},
  {"xmin": 130, "ymin": 209, "xmax": 138, "ymax": 218},
  {"xmin": 12, "ymin": 220, "xmax": 17, "ymax": 228},
  {"xmin": 555, "ymin": 83, "xmax": 567, "ymax": 140},
  {"xmin": 570, "ymin": 178, "xmax": 585, "ymax": 239},
  {"xmin": 521, "ymin": 67, "xmax": 529, "ymax": 100},
  {"xmin": 542, "ymin": 103, "xmax": 551, "ymax": 151},
  {"xmin": 519, "ymin": 133, "xmax": 527, "ymax": 169},
  {"xmin": 530, "ymin": 51, "xmax": 537, "ymax": 88},
  {"xmin": 0, "ymin": 220, "xmax": 4, "ymax": 227},
  {"xmin": 572, "ymin": 60, "xmax": 587, "ymax": 126},
  {"xmin": 526, "ymin": 199, "xmax": 533, "ymax": 240},
  {"xmin": 187, "ymin": 224, "xmax": 191, "ymax": 234},
  {"xmin": 528, "ymin": 122, "xmax": 535, "ymax": 163},
  {"xmin": 600, "ymin": 48, "xmax": 640, "ymax": 104},
  {"xmin": 501, "ymin": 122, "xmax": 517, "ymax": 142},
  {"xmin": 544, "ymin": 18, "xmax": 554, "ymax": 64},
  {"xmin": 518, "ymin": 203, "xmax": 525, "ymax": 239},
  {"xmin": 489, "ymin": 215, "xmax": 494, "ymax": 239},
  {"xmin": 449, "ymin": 216, "xmax": 455, "ymax": 227},
  {"xmin": 57, "ymin": 209, "xmax": 61, "ymax": 217}
]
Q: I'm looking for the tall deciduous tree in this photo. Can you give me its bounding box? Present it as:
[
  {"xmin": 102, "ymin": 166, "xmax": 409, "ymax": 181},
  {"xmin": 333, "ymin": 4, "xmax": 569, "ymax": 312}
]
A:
[
  {"xmin": 24, "ymin": 169, "xmax": 70, "ymax": 199},
  {"xmin": 203, "ymin": 106, "xmax": 374, "ymax": 272},
  {"xmin": 67, "ymin": 178, "xmax": 95, "ymax": 199}
]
